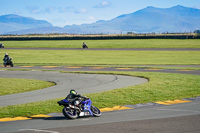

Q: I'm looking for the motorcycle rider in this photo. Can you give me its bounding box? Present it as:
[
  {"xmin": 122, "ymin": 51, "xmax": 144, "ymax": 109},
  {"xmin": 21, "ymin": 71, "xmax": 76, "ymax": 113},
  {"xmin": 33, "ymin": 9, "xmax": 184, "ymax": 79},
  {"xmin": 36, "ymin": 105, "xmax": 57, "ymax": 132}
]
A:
[
  {"xmin": 66, "ymin": 89, "xmax": 87, "ymax": 106},
  {"xmin": 82, "ymin": 42, "xmax": 88, "ymax": 49},
  {"xmin": 3, "ymin": 53, "xmax": 10, "ymax": 63},
  {"xmin": 58, "ymin": 89, "xmax": 101, "ymax": 119},
  {"xmin": 3, "ymin": 53, "xmax": 14, "ymax": 67}
]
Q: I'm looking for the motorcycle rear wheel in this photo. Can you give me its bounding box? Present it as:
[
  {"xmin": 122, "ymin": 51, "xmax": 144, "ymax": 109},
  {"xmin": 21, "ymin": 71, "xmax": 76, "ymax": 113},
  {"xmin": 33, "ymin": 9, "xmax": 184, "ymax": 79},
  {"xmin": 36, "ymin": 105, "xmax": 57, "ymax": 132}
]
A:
[{"xmin": 62, "ymin": 107, "xmax": 78, "ymax": 119}]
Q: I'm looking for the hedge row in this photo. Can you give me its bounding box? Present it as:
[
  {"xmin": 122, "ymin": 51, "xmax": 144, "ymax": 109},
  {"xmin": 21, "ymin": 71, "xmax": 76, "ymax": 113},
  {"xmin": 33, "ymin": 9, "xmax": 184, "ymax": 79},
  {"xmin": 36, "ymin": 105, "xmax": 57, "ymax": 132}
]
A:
[{"xmin": 0, "ymin": 34, "xmax": 199, "ymax": 41}]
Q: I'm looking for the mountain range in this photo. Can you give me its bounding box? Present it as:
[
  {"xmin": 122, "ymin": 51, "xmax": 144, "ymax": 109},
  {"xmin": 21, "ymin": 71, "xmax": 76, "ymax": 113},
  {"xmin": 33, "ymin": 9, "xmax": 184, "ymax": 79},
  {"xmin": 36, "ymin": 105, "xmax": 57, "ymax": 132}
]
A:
[
  {"xmin": 0, "ymin": 14, "xmax": 52, "ymax": 34},
  {"xmin": 1, "ymin": 5, "xmax": 200, "ymax": 35}
]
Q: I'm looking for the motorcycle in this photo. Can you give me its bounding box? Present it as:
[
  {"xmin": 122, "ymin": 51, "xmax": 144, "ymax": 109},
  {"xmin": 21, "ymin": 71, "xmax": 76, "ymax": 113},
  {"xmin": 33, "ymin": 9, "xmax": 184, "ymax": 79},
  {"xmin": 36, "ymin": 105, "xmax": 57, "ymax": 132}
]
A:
[
  {"xmin": 3, "ymin": 58, "xmax": 14, "ymax": 67},
  {"xmin": 82, "ymin": 43, "xmax": 88, "ymax": 49},
  {"xmin": 57, "ymin": 97, "xmax": 101, "ymax": 119},
  {"xmin": 0, "ymin": 43, "xmax": 4, "ymax": 48}
]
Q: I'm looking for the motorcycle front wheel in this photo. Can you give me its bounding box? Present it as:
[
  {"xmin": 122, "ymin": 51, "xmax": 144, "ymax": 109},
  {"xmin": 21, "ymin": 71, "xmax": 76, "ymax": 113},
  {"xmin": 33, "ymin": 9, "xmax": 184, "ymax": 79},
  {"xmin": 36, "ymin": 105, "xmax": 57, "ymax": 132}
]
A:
[
  {"xmin": 91, "ymin": 106, "xmax": 101, "ymax": 117},
  {"xmin": 62, "ymin": 107, "xmax": 78, "ymax": 119},
  {"xmin": 10, "ymin": 63, "xmax": 14, "ymax": 67}
]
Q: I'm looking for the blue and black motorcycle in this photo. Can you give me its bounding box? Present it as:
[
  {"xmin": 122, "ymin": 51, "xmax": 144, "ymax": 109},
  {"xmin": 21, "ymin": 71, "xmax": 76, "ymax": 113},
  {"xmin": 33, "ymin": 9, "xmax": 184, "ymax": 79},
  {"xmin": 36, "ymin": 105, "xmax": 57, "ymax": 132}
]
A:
[{"xmin": 57, "ymin": 96, "xmax": 101, "ymax": 119}]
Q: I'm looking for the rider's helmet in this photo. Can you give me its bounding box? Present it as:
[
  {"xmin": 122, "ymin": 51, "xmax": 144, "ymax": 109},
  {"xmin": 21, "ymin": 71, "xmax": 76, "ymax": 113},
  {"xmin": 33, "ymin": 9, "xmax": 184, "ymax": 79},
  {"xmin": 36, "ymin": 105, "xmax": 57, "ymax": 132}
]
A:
[
  {"xmin": 5, "ymin": 53, "xmax": 8, "ymax": 56},
  {"xmin": 70, "ymin": 89, "xmax": 77, "ymax": 95}
]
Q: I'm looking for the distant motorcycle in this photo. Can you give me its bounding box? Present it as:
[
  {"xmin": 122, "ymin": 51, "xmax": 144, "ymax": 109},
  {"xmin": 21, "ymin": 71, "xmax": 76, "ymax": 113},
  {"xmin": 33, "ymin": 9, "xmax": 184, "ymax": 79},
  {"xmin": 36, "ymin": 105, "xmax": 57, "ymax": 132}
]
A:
[
  {"xmin": 0, "ymin": 43, "xmax": 4, "ymax": 48},
  {"xmin": 82, "ymin": 43, "xmax": 88, "ymax": 49},
  {"xmin": 3, "ymin": 58, "xmax": 14, "ymax": 67},
  {"xmin": 57, "ymin": 96, "xmax": 101, "ymax": 119}
]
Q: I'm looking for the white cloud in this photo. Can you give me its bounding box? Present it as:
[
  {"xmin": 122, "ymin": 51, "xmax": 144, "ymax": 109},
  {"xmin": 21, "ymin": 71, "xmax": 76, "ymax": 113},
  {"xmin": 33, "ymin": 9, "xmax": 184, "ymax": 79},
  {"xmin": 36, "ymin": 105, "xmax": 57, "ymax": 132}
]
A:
[
  {"xmin": 94, "ymin": 1, "xmax": 111, "ymax": 8},
  {"xmin": 88, "ymin": 16, "xmax": 96, "ymax": 21},
  {"xmin": 57, "ymin": 6, "xmax": 74, "ymax": 13},
  {"xmin": 74, "ymin": 8, "xmax": 88, "ymax": 14},
  {"xmin": 13, "ymin": 10, "xmax": 21, "ymax": 15},
  {"xmin": 26, "ymin": 6, "xmax": 40, "ymax": 14},
  {"xmin": 102, "ymin": 1, "xmax": 109, "ymax": 6},
  {"xmin": 26, "ymin": 6, "xmax": 74, "ymax": 14},
  {"xmin": 44, "ymin": 7, "xmax": 56, "ymax": 13}
]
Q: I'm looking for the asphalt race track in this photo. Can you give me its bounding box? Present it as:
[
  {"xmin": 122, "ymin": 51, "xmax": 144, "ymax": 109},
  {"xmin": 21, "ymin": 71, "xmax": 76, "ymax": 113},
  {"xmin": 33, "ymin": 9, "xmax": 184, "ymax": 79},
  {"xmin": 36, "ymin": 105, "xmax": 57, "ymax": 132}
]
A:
[
  {"xmin": 0, "ymin": 65, "xmax": 200, "ymax": 132},
  {"xmin": 0, "ymin": 71, "xmax": 147, "ymax": 107}
]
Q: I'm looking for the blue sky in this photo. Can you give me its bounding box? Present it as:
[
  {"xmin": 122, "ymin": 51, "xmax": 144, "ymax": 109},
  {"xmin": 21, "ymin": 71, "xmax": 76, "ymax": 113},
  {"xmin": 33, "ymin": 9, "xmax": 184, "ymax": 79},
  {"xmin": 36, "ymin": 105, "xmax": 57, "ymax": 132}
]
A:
[{"xmin": 1, "ymin": 0, "xmax": 200, "ymax": 27}]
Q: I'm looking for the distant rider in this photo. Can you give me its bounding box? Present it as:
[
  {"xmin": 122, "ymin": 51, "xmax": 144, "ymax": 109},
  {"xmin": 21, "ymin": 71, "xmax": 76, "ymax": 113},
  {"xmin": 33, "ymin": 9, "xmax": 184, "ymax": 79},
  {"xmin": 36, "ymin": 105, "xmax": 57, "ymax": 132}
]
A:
[
  {"xmin": 82, "ymin": 42, "xmax": 88, "ymax": 49},
  {"xmin": 0, "ymin": 43, "xmax": 4, "ymax": 48},
  {"xmin": 3, "ymin": 53, "xmax": 10, "ymax": 63}
]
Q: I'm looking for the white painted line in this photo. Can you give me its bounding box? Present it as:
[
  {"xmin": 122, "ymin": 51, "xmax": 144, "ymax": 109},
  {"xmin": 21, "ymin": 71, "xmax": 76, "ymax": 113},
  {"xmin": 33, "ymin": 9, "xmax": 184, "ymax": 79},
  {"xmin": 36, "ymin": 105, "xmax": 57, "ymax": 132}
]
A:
[
  {"xmin": 157, "ymin": 109, "xmax": 200, "ymax": 113},
  {"xmin": 19, "ymin": 129, "xmax": 59, "ymax": 133}
]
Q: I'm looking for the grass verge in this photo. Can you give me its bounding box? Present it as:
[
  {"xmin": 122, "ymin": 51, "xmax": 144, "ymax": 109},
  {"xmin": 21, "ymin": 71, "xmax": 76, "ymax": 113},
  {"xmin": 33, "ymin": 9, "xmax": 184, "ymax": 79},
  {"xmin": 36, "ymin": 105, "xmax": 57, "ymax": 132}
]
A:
[
  {"xmin": 1, "ymin": 39, "xmax": 200, "ymax": 48},
  {"xmin": 0, "ymin": 50, "xmax": 199, "ymax": 66},
  {"xmin": 0, "ymin": 71, "xmax": 200, "ymax": 118},
  {"xmin": 0, "ymin": 78, "xmax": 55, "ymax": 95}
]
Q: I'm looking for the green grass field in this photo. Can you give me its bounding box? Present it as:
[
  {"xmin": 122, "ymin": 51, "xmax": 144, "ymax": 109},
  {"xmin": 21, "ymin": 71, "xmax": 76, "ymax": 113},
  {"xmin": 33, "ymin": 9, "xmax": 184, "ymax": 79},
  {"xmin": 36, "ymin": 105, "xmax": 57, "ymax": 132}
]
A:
[
  {"xmin": 0, "ymin": 50, "xmax": 199, "ymax": 66},
  {"xmin": 0, "ymin": 78, "xmax": 55, "ymax": 95},
  {"xmin": 1, "ymin": 39, "xmax": 199, "ymax": 67},
  {"xmin": 1, "ymin": 39, "xmax": 200, "ymax": 48}
]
